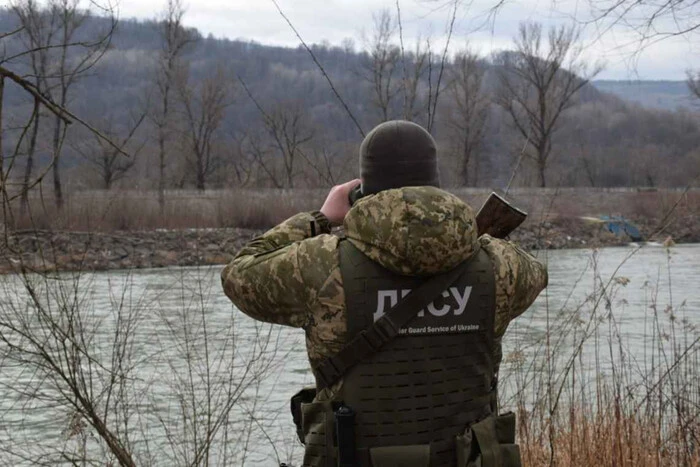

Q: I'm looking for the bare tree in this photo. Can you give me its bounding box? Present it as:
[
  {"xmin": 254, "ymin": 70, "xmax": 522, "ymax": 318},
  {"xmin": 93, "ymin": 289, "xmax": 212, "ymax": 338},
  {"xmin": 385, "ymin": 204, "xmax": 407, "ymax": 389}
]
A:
[
  {"xmin": 245, "ymin": 102, "xmax": 314, "ymax": 189},
  {"xmin": 152, "ymin": 0, "xmax": 194, "ymax": 208},
  {"xmin": 446, "ymin": 48, "xmax": 489, "ymax": 186},
  {"xmin": 303, "ymin": 146, "xmax": 354, "ymax": 186},
  {"xmin": 43, "ymin": 0, "xmax": 115, "ymax": 208},
  {"xmin": 265, "ymin": 103, "xmax": 314, "ymax": 189},
  {"xmin": 400, "ymin": 39, "xmax": 430, "ymax": 122},
  {"xmin": 687, "ymin": 70, "xmax": 700, "ymax": 101},
  {"xmin": 73, "ymin": 112, "xmax": 146, "ymax": 189},
  {"xmin": 495, "ymin": 22, "xmax": 602, "ymax": 187},
  {"xmin": 424, "ymin": 0, "xmax": 458, "ymax": 133},
  {"xmin": 10, "ymin": 0, "xmax": 60, "ymax": 215},
  {"xmin": 237, "ymin": 74, "xmax": 315, "ymax": 189},
  {"xmin": 578, "ymin": 142, "xmax": 599, "ymax": 187},
  {"xmin": 224, "ymin": 133, "xmax": 255, "ymax": 187},
  {"xmin": 363, "ymin": 2, "xmax": 457, "ymax": 129},
  {"xmin": 245, "ymin": 130, "xmax": 282, "ymax": 188},
  {"xmin": 361, "ymin": 9, "xmax": 401, "ymax": 122},
  {"xmin": 0, "ymin": 3, "xmax": 125, "ymax": 234},
  {"xmin": 177, "ymin": 67, "xmax": 232, "ymax": 191}
]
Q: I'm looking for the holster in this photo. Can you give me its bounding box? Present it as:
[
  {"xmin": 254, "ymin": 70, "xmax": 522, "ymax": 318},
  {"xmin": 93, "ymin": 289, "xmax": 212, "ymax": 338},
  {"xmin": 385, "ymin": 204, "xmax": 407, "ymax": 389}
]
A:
[{"xmin": 291, "ymin": 386, "xmax": 317, "ymax": 444}]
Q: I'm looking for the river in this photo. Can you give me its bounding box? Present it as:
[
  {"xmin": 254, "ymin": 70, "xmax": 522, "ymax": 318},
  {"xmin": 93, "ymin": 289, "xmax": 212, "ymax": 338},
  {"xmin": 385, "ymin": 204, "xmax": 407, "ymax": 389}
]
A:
[{"xmin": 0, "ymin": 244, "xmax": 699, "ymax": 465}]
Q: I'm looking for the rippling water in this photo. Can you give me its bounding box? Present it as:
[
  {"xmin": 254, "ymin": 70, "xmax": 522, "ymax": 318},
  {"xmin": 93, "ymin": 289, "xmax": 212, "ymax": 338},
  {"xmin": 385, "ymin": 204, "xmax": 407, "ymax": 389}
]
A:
[{"xmin": 0, "ymin": 244, "xmax": 698, "ymax": 465}]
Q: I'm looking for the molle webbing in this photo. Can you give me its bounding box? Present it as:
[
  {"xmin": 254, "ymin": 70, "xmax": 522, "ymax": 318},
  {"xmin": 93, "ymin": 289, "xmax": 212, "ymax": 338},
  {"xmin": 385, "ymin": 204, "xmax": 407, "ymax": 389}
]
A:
[
  {"xmin": 337, "ymin": 240, "xmax": 497, "ymax": 466},
  {"xmin": 313, "ymin": 255, "xmax": 468, "ymax": 390}
]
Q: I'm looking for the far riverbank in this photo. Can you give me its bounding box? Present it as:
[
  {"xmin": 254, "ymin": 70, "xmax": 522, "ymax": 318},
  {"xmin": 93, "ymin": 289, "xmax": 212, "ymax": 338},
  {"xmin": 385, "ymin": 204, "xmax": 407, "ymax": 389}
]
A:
[{"xmin": 1, "ymin": 214, "xmax": 697, "ymax": 274}]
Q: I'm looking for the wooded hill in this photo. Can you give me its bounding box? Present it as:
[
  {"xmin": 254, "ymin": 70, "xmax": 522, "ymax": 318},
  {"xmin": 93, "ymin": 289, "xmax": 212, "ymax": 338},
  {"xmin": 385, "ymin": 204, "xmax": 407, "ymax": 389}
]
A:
[
  {"xmin": 1, "ymin": 8, "xmax": 699, "ymax": 191},
  {"xmin": 593, "ymin": 80, "xmax": 697, "ymax": 111}
]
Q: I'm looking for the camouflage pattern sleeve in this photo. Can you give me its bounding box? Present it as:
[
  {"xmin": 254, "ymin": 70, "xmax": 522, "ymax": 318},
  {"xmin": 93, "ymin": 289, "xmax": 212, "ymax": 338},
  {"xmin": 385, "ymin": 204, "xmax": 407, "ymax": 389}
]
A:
[
  {"xmin": 221, "ymin": 211, "xmax": 336, "ymax": 328},
  {"xmin": 479, "ymin": 235, "xmax": 548, "ymax": 337},
  {"xmin": 232, "ymin": 211, "xmax": 331, "ymax": 258}
]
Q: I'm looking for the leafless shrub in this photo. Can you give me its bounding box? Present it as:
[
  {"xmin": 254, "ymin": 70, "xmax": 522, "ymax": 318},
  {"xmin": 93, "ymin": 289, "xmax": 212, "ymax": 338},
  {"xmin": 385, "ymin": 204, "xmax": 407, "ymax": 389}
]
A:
[
  {"xmin": 0, "ymin": 257, "xmax": 290, "ymax": 465},
  {"xmin": 500, "ymin": 247, "xmax": 700, "ymax": 466}
]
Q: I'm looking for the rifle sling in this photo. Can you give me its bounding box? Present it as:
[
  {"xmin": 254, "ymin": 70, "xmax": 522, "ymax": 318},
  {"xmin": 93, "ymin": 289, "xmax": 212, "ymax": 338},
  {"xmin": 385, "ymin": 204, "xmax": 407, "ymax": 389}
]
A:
[{"xmin": 313, "ymin": 248, "xmax": 477, "ymax": 390}]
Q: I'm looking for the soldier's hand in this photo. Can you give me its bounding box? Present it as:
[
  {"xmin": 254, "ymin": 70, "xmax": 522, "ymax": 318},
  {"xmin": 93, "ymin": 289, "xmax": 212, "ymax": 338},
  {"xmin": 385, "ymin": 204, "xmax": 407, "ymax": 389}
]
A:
[{"xmin": 320, "ymin": 179, "xmax": 361, "ymax": 225}]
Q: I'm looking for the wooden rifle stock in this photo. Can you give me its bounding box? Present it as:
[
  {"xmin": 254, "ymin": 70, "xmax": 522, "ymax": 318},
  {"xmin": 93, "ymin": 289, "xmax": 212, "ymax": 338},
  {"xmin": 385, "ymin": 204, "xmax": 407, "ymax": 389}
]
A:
[{"xmin": 476, "ymin": 192, "xmax": 527, "ymax": 239}]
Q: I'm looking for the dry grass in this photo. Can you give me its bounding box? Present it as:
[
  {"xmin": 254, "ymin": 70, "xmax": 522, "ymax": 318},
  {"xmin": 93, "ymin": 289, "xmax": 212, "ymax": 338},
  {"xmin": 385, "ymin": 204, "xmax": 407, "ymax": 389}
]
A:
[
  {"xmin": 6, "ymin": 187, "xmax": 698, "ymax": 232},
  {"xmin": 9, "ymin": 189, "xmax": 326, "ymax": 231},
  {"xmin": 520, "ymin": 408, "xmax": 700, "ymax": 466},
  {"xmin": 504, "ymin": 249, "xmax": 700, "ymax": 467},
  {"xmin": 452, "ymin": 187, "xmax": 700, "ymax": 221}
]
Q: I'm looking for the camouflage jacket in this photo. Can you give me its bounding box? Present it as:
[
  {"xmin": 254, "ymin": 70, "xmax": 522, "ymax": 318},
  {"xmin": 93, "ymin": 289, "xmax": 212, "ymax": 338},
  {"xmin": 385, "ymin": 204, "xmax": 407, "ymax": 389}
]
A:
[{"xmin": 221, "ymin": 187, "xmax": 548, "ymax": 397}]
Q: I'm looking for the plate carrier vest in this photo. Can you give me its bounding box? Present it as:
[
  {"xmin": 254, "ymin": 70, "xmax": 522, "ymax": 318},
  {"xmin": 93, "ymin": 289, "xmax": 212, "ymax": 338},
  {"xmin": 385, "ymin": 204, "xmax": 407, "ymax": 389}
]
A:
[{"xmin": 298, "ymin": 240, "xmax": 520, "ymax": 467}]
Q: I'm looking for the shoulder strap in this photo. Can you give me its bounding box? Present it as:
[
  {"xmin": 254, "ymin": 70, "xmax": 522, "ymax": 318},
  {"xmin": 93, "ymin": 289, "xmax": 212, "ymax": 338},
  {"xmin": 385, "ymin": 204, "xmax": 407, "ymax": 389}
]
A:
[{"xmin": 313, "ymin": 246, "xmax": 478, "ymax": 390}]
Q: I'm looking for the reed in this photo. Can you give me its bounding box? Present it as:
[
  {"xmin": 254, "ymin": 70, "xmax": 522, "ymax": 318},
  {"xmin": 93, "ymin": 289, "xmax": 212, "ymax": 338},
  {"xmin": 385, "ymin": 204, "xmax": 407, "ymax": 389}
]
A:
[
  {"xmin": 7, "ymin": 188, "xmax": 698, "ymax": 232},
  {"xmin": 502, "ymin": 248, "xmax": 700, "ymax": 466}
]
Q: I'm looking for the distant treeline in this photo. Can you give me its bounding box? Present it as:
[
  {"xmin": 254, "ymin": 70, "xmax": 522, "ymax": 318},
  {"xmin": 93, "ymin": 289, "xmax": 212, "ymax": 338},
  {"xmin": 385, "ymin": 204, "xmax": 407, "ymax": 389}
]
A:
[{"xmin": 1, "ymin": 7, "xmax": 699, "ymax": 192}]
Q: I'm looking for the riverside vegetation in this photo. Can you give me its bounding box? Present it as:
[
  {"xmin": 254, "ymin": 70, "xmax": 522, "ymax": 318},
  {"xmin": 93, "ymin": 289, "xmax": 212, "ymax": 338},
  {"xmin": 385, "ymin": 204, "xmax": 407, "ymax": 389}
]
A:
[
  {"xmin": 502, "ymin": 245, "xmax": 700, "ymax": 465},
  {"xmin": 1, "ymin": 187, "xmax": 697, "ymax": 273}
]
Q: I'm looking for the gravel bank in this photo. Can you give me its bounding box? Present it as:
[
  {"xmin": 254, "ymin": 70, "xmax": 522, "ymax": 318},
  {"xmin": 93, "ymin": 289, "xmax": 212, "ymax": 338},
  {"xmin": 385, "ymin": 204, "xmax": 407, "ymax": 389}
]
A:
[{"xmin": 1, "ymin": 215, "xmax": 697, "ymax": 274}]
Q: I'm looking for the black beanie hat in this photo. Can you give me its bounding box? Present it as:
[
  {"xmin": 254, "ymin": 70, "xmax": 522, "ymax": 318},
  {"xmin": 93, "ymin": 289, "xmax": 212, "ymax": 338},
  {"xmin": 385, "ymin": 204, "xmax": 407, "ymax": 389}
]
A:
[{"xmin": 359, "ymin": 120, "xmax": 440, "ymax": 196}]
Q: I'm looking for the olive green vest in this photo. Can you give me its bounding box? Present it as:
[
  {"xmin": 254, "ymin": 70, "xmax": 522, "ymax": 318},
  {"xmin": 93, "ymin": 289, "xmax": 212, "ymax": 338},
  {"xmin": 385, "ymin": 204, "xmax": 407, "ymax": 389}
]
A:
[{"xmin": 300, "ymin": 240, "xmax": 520, "ymax": 467}]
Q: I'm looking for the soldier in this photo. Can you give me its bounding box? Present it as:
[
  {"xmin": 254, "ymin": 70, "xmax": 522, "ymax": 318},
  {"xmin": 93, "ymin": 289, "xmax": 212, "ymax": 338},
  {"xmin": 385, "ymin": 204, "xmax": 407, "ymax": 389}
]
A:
[{"xmin": 222, "ymin": 120, "xmax": 547, "ymax": 467}]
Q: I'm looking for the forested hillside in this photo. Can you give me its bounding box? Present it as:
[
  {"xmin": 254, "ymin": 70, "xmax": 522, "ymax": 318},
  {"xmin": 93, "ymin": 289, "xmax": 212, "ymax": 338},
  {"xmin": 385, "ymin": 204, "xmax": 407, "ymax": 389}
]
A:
[
  {"xmin": 2, "ymin": 7, "xmax": 699, "ymax": 192},
  {"xmin": 593, "ymin": 80, "xmax": 696, "ymax": 111}
]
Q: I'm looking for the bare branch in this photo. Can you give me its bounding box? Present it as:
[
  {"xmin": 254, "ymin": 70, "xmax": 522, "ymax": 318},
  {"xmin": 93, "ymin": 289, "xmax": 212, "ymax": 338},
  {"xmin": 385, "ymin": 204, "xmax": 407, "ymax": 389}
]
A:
[
  {"xmin": 0, "ymin": 27, "xmax": 25, "ymax": 41},
  {"xmin": 270, "ymin": 0, "xmax": 365, "ymax": 137},
  {"xmin": 0, "ymin": 65, "xmax": 71, "ymax": 124},
  {"xmin": 396, "ymin": 0, "xmax": 409, "ymax": 119},
  {"xmin": 427, "ymin": 0, "xmax": 458, "ymax": 132}
]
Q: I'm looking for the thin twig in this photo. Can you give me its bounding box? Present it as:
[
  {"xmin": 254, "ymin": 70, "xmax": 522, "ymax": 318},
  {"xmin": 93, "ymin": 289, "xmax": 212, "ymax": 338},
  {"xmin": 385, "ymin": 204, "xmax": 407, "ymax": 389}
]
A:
[
  {"xmin": 1, "ymin": 41, "xmax": 96, "ymax": 65},
  {"xmin": 396, "ymin": 0, "xmax": 409, "ymax": 120},
  {"xmin": 237, "ymin": 75, "xmax": 270, "ymax": 123},
  {"xmin": 428, "ymin": 0, "xmax": 458, "ymax": 132},
  {"xmin": 505, "ymin": 126, "xmax": 533, "ymax": 196},
  {"xmin": 270, "ymin": 0, "xmax": 365, "ymax": 137},
  {"xmin": 0, "ymin": 27, "xmax": 24, "ymax": 41}
]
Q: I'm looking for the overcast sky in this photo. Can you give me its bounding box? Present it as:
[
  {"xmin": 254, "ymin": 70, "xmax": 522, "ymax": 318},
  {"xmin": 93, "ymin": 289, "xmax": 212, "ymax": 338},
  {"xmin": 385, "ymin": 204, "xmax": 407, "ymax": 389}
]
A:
[{"xmin": 115, "ymin": 0, "xmax": 697, "ymax": 80}]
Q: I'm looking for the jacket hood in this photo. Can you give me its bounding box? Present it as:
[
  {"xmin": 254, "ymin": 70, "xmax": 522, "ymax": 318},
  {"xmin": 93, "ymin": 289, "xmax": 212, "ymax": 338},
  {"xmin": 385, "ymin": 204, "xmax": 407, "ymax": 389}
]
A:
[{"xmin": 343, "ymin": 186, "xmax": 478, "ymax": 276}]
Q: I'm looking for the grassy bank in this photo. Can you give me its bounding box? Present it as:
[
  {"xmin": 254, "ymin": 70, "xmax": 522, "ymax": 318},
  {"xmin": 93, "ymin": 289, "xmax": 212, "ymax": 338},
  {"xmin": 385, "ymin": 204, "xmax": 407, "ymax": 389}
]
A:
[
  {"xmin": 1, "ymin": 188, "xmax": 698, "ymax": 273},
  {"xmin": 1, "ymin": 188, "xmax": 697, "ymax": 273},
  {"xmin": 7, "ymin": 187, "xmax": 700, "ymax": 236}
]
